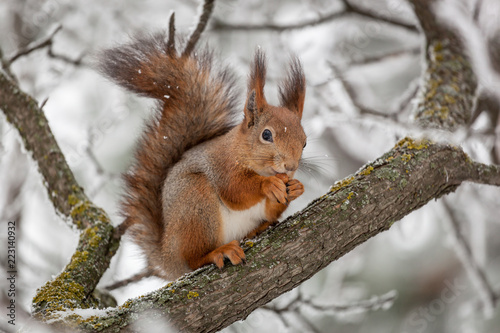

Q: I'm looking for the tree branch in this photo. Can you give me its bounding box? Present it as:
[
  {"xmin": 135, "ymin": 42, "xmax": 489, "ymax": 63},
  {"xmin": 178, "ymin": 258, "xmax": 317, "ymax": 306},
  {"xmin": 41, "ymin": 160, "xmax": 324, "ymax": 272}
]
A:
[
  {"xmin": 213, "ymin": 0, "xmax": 417, "ymax": 33},
  {"xmin": 0, "ymin": 47, "xmax": 17, "ymax": 82},
  {"xmin": 62, "ymin": 138, "xmax": 499, "ymax": 332},
  {"xmin": 0, "ymin": 24, "xmax": 83, "ymax": 85},
  {"xmin": 347, "ymin": 46, "xmax": 420, "ymax": 66},
  {"xmin": 183, "ymin": 0, "xmax": 215, "ymax": 56},
  {"xmin": 1, "ymin": 72, "xmax": 99, "ymax": 229},
  {"xmin": 7, "ymin": 24, "xmax": 62, "ymax": 63},
  {"xmin": 262, "ymin": 287, "xmax": 397, "ymax": 315},
  {"xmin": 443, "ymin": 199, "xmax": 497, "ymax": 317},
  {"xmin": 0, "ymin": 70, "xmax": 119, "ymax": 319},
  {"xmin": 410, "ymin": 0, "xmax": 477, "ymax": 130}
]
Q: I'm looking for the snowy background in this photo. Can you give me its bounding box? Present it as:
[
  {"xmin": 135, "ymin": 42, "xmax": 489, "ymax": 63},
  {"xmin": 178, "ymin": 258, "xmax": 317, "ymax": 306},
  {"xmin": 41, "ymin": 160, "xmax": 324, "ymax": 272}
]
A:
[{"xmin": 1, "ymin": 0, "xmax": 500, "ymax": 332}]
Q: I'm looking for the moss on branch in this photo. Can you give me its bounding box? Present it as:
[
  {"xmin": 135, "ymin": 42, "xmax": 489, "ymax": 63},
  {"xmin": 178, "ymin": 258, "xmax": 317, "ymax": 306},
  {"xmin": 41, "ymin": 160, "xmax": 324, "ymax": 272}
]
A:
[
  {"xmin": 0, "ymin": 71, "xmax": 120, "ymax": 322},
  {"xmin": 64, "ymin": 140, "xmax": 498, "ymax": 333},
  {"xmin": 410, "ymin": 0, "xmax": 477, "ymax": 130}
]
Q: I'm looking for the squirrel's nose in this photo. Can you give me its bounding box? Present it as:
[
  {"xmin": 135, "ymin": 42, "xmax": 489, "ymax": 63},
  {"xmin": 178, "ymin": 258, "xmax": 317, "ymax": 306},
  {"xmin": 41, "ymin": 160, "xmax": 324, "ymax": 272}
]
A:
[{"xmin": 284, "ymin": 161, "xmax": 298, "ymax": 172}]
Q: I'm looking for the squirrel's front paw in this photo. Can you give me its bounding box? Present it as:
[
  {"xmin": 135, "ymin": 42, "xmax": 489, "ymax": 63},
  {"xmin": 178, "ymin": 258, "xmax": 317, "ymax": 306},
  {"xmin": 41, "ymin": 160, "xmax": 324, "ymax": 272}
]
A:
[
  {"xmin": 286, "ymin": 179, "xmax": 304, "ymax": 202},
  {"xmin": 262, "ymin": 175, "xmax": 287, "ymax": 204}
]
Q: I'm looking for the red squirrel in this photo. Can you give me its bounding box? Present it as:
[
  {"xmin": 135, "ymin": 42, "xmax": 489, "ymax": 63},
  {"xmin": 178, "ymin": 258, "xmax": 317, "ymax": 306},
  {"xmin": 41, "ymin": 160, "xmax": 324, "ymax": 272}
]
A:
[{"xmin": 98, "ymin": 30, "xmax": 307, "ymax": 280}]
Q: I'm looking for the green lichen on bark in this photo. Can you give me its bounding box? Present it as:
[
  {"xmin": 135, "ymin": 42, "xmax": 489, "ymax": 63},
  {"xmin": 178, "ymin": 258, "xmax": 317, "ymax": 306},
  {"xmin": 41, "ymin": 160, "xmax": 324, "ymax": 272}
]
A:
[
  {"xmin": 328, "ymin": 175, "xmax": 355, "ymax": 193},
  {"xmin": 32, "ymin": 221, "xmax": 118, "ymax": 323},
  {"xmin": 395, "ymin": 137, "xmax": 431, "ymax": 150},
  {"xmin": 1, "ymin": 71, "xmax": 123, "ymax": 325},
  {"xmin": 413, "ymin": 38, "xmax": 477, "ymax": 130},
  {"xmin": 67, "ymin": 139, "xmax": 496, "ymax": 333},
  {"xmin": 32, "ymin": 272, "xmax": 88, "ymax": 318}
]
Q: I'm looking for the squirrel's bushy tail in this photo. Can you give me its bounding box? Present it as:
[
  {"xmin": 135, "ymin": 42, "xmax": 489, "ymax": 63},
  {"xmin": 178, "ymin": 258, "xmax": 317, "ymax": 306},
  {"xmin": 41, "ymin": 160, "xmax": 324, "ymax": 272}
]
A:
[{"xmin": 98, "ymin": 32, "xmax": 239, "ymax": 276}]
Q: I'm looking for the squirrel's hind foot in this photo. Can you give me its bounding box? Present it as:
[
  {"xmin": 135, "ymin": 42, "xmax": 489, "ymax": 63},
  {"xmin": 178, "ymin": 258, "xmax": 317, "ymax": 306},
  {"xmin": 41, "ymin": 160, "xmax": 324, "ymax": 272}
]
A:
[{"xmin": 190, "ymin": 240, "xmax": 246, "ymax": 270}]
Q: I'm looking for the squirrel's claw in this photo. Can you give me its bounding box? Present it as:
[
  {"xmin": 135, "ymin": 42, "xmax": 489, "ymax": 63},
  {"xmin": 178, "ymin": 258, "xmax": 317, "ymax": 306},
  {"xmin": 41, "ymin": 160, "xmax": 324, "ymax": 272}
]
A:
[
  {"xmin": 286, "ymin": 179, "xmax": 304, "ymax": 202},
  {"xmin": 208, "ymin": 240, "xmax": 246, "ymax": 269}
]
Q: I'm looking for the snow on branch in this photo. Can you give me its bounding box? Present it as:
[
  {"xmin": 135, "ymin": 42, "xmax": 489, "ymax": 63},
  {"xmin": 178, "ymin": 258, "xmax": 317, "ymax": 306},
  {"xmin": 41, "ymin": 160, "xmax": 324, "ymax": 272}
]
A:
[{"xmin": 66, "ymin": 138, "xmax": 500, "ymax": 332}]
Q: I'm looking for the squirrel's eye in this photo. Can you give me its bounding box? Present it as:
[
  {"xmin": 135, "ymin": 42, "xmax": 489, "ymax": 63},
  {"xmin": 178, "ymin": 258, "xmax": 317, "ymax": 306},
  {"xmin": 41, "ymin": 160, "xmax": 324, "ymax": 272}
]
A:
[
  {"xmin": 262, "ymin": 129, "xmax": 273, "ymax": 142},
  {"xmin": 303, "ymin": 141, "xmax": 307, "ymax": 149}
]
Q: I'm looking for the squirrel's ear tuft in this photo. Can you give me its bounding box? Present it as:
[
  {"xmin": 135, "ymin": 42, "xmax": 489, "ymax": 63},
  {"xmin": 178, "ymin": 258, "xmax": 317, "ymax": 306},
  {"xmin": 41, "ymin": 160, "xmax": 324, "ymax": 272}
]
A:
[
  {"xmin": 244, "ymin": 49, "xmax": 267, "ymax": 128},
  {"xmin": 279, "ymin": 56, "xmax": 306, "ymax": 119},
  {"xmin": 245, "ymin": 90, "xmax": 257, "ymax": 128}
]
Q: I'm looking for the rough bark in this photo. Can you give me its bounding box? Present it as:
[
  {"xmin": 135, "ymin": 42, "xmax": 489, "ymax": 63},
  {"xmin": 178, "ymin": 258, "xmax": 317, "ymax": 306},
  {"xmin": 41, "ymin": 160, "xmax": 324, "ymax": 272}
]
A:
[
  {"xmin": 410, "ymin": 0, "xmax": 477, "ymax": 129},
  {"xmin": 0, "ymin": 72, "xmax": 120, "ymax": 318},
  {"xmin": 73, "ymin": 139, "xmax": 499, "ymax": 333}
]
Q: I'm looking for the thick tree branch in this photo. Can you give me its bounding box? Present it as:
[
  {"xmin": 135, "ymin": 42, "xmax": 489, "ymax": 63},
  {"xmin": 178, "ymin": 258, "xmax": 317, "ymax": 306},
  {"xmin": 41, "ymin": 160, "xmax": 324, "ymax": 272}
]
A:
[
  {"xmin": 408, "ymin": 0, "xmax": 499, "ymax": 320},
  {"xmin": 62, "ymin": 138, "xmax": 499, "ymax": 332},
  {"xmin": 0, "ymin": 71, "xmax": 119, "ymax": 318},
  {"xmin": 410, "ymin": 0, "xmax": 477, "ymax": 129},
  {"xmin": 1, "ymin": 72, "xmax": 101, "ymax": 229}
]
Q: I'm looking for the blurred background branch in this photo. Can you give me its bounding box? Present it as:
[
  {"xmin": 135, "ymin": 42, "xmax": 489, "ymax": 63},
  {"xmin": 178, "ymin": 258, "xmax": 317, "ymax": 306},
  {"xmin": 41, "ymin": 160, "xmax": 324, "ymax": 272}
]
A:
[{"xmin": 213, "ymin": 0, "xmax": 418, "ymax": 32}]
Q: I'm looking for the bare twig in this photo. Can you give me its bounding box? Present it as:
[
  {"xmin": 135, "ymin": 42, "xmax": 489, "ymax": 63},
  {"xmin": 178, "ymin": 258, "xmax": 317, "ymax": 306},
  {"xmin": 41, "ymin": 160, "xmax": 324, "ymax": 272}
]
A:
[
  {"xmin": 39, "ymin": 97, "xmax": 49, "ymax": 110},
  {"xmin": 213, "ymin": 0, "xmax": 417, "ymax": 33},
  {"xmin": 391, "ymin": 79, "xmax": 420, "ymax": 114},
  {"xmin": 85, "ymin": 140, "xmax": 106, "ymax": 176},
  {"xmin": 348, "ymin": 46, "xmax": 420, "ymax": 66},
  {"xmin": 327, "ymin": 61, "xmax": 399, "ymax": 119},
  {"xmin": 442, "ymin": 199, "xmax": 497, "ymax": 317},
  {"xmin": 4, "ymin": 24, "xmax": 83, "ymax": 68},
  {"xmin": 47, "ymin": 47, "xmax": 84, "ymax": 66},
  {"xmin": 167, "ymin": 12, "xmax": 176, "ymax": 54},
  {"xmin": 340, "ymin": 0, "xmax": 417, "ymax": 33},
  {"xmin": 262, "ymin": 287, "xmax": 396, "ymax": 332},
  {"xmin": 473, "ymin": 0, "xmax": 484, "ymax": 22},
  {"xmin": 105, "ymin": 269, "xmax": 153, "ymax": 291},
  {"xmin": 301, "ymin": 289, "xmax": 397, "ymax": 313},
  {"xmin": 183, "ymin": 0, "xmax": 215, "ymax": 56},
  {"xmin": 260, "ymin": 290, "xmax": 321, "ymax": 333},
  {"xmin": 0, "ymin": 46, "xmax": 18, "ymax": 83},
  {"xmin": 84, "ymin": 137, "xmax": 120, "ymax": 197},
  {"xmin": 7, "ymin": 24, "xmax": 62, "ymax": 63}
]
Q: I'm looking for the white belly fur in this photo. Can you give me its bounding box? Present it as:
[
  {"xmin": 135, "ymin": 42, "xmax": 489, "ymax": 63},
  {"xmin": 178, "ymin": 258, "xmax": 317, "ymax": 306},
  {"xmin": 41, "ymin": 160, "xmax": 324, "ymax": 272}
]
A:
[{"xmin": 220, "ymin": 199, "xmax": 267, "ymax": 244}]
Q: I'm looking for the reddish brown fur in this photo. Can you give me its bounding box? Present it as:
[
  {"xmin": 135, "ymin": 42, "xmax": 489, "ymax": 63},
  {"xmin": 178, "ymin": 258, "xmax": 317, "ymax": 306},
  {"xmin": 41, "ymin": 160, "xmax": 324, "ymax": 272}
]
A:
[{"xmin": 99, "ymin": 33, "xmax": 307, "ymax": 280}]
